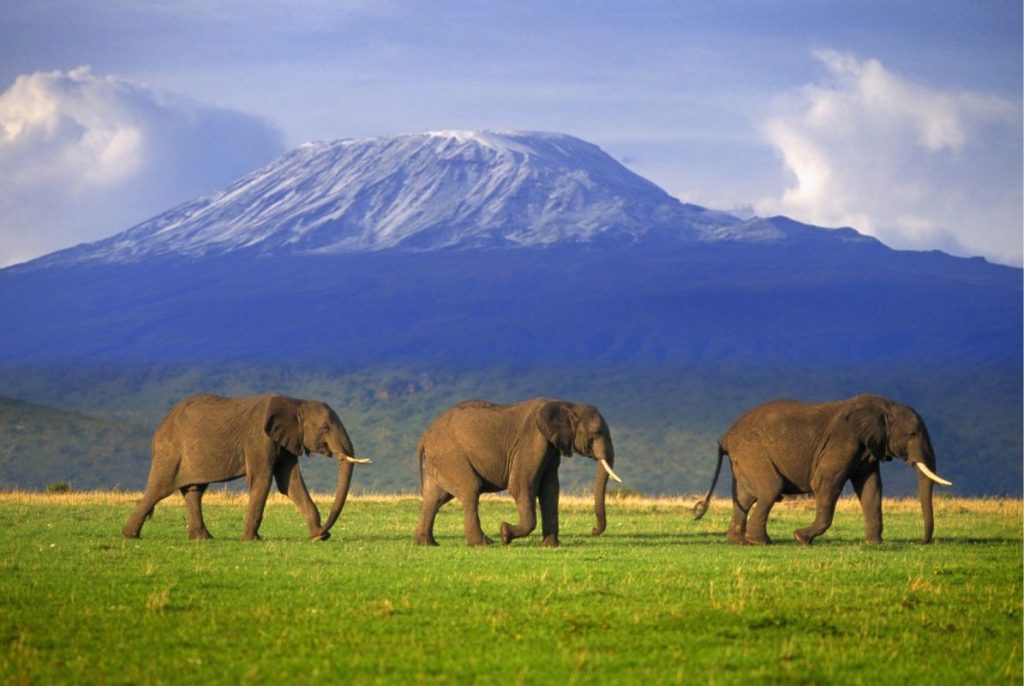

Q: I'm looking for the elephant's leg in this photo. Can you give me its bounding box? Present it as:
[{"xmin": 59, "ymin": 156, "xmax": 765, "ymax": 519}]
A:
[
  {"xmin": 538, "ymin": 467, "xmax": 560, "ymax": 548},
  {"xmin": 273, "ymin": 457, "xmax": 324, "ymax": 540},
  {"xmin": 461, "ymin": 492, "xmax": 493, "ymax": 547},
  {"xmin": 500, "ymin": 489, "xmax": 538, "ymax": 545},
  {"xmin": 727, "ymin": 477, "xmax": 756, "ymax": 545},
  {"xmin": 180, "ymin": 484, "xmax": 212, "ymax": 540},
  {"xmin": 242, "ymin": 474, "xmax": 273, "ymax": 541},
  {"xmin": 744, "ymin": 470, "xmax": 783, "ymax": 545},
  {"xmin": 413, "ymin": 474, "xmax": 453, "ymax": 546},
  {"xmin": 851, "ymin": 467, "xmax": 883, "ymax": 544},
  {"xmin": 122, "ymin": 484, "xmax": 176, "ymax": 539},
  {"xmin": 794, "ymin": 481, "xmax": 845, "ymax": 545}
]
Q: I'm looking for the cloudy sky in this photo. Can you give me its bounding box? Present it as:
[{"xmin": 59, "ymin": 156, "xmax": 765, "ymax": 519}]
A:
[{"xmin": 0, "ymin": 1, "xmax": 1020, "ymax": 266}]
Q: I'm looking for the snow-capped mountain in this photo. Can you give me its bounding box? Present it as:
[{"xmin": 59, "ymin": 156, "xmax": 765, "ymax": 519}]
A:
[
  {"xmin": 2, "ymin": 128, "xmax": 1015, "ymax": 374},
  {"xmin": 38, "ymin": 130, "xmax": 796, "ymax": 265}
]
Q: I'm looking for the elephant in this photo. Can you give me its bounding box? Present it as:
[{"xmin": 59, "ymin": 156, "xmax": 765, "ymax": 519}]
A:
[
  {"xmin": 122, "ymin": 393, "xmax": 371, "ymax": 541},
  {"xmin": 692, "ymin": 394, "xmax": 952, "ymax": 545},
  {"xmin": 413, "ymin": 398, "xmax": 622, "ymax": 547}
]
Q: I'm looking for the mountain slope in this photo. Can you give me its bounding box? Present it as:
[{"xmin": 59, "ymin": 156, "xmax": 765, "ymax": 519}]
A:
[
  {"xmin": 1, "ymin": 236, "xmax": 1018, "ymax": 367},
  {"xmin": 0, "ymin": 397, "xmax": 151, "ymax": 491},
  {"xmin": 26, "ymin": 130, "xmax": 884, "ymax": 269},
  {"xmin": 30, "ymin": 131, "xmax": 734, "ymax": 265}
]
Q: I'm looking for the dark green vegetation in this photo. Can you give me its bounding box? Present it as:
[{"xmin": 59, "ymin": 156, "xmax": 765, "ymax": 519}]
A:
[
  {"xmin": 0, "ymin": 362, "xmax": 1019, "ymax": 496},
  {"xmin": 0, "ymin": 396, "xmax": 150, "ymax": 491},
  {"xmin": 1, "ymin": 494, "xmax": 1019, "ymax": 685}
]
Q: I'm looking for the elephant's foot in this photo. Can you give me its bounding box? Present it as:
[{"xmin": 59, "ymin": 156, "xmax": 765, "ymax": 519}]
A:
[
  {"xmin": 188, "ymin": 528, "xmax": 213, "ymax": 541},
  {"xmin": 310, "ymin": 530, "xmax": 331, "ymax": 542},
  {"xmin": 240, "ymin": 532, "xmax": 263, "ymax": 541},
  {"xmin": 727, "ymin": 528, "xmax": 747, "ymax": 545},
  {"xmin": 413, "ymin": 532, "xmax": 439, "ymax": 546},
  {"xmin": 744, "ymin": 533, "xmax": 772, "ymax": 545},
  {"xmin": 793, "ymin": 530, "xmax": 813, "ymax": 546},
  {"xmin": 122, "ymin": 527, "xmax": 141, "ymax": 539},
  {"xmin": 540, "ymin": 535, "xmax": 561, "ymax": 548},
  {"xmin": 466, "ymin": 535, "xmax": 493, "ymax": 547},
  {"xmin": 500, "ymin": 522, "xmax": 514, "ymax": 545}
]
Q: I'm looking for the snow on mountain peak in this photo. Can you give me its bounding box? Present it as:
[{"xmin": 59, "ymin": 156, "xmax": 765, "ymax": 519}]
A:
[{"xmin": 35, "ymin": 130, "xmax": 768, "ymax": 265}]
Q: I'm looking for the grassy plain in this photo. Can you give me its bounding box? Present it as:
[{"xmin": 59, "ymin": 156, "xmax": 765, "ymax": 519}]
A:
[{"xmin": 1, "ymin": 493, "xmax": 1020, "ymax": 685}]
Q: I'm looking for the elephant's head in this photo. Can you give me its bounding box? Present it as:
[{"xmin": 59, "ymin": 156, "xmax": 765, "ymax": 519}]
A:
[
  {"xmin": 264, "ymin": 396, "xmax": 371, "ymax": 539},
  {"xmin": 536, "ymin": 401, "xmax": 621, "ymax": 536},
  {"xmin": 843, "ymin": 394, "xmax": 951, "ymax": 543}
]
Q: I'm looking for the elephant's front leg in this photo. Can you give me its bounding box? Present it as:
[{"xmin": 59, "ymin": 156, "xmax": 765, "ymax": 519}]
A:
[
  {"xmin": 537, "ymin": 467, "xmax": 560, "ymax": 547},
  {"xmin": 794, "ymin": 480, "xmax": 845, "ymax": 545},
  {"xmin": 851, "ymin": 467, "xmax": 883, "ymax": 544},
  {"xmin": 242, "ymin": 472, "xmax": 273, "ymax": 541},
  {"xmin": 500, "ymin": 488, "xmax": 537, "ymax": 545},
  {"xmin": 274, "ymin": 457, "xmax": 325, "ymax": 540}
]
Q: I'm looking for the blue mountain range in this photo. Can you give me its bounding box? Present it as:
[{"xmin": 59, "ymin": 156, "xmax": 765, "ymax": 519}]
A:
[{"xmin": 0, "ymin": 131, "xmax": 1019, "ymax": 495}]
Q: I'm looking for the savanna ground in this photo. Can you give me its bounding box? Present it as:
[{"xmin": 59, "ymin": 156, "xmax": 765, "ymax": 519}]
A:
[{"xmin": 0, "ymin": 492, "xmax": 1020, "ymax": 685}]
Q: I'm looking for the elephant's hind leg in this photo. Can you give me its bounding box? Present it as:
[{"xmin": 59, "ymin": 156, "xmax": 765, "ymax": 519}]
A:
[
  {"xmin": 744, "ymin": 471, "xmax": 783, "ymax": 545},
  {"xmin": 461, "ymin": 490, "xmax": 494, "ymax": 547},
  {"xmin": 414, "ymin": 475, "xmax": 452, "ymax": 546},
  {"xmin": 728, "ymin": 478, "xmax": 756, "ymax": 545},
  {"xmin": 181, "ymin": 485, "xmax": 213, "ymax": 540},
  {"xmin": 122, "ymin": 485, "xmax": 176, "ymax": 539}
]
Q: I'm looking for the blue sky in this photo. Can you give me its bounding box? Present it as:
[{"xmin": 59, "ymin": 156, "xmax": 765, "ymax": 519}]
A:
[{"xmin": 0, "ymin": 1, "xmax": 1020, "ymax": 266}]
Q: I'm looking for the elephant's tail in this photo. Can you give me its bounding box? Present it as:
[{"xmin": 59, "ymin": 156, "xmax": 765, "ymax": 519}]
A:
[
  {"xmin": 693, "ymin": 443, "xmax": 726, "ymax": 520},
  {"xmin": 416, "ymin": 438, "xmax": 426, "ymax": 495}
]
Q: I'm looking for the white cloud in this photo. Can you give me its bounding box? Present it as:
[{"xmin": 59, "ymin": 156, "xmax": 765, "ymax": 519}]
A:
[
  {"xmin": 757, "ymin": 51, "xmax": 1023, "ymax": 266},
  {"xmin": 0, "ymin": 67, "xmax": 284, "ymax": 266}
]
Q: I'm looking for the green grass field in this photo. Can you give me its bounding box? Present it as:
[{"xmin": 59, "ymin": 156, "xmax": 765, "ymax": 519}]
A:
[{"xmin": 1, "ymin": 493, "xmax": 1020, "ymax": 685}]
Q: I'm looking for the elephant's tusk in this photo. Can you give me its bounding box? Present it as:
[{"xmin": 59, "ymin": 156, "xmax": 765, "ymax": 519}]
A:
[
  {"xmin": 341, "ymin": 454, "xmax": 373, "ymax": 465},
  {"xmin": 600, "ymin": 459, "xmax": 623, "ymax": 484},
  {"xmin": 915, "ymin": 462, "xmax": 951, "ymax": 487}
]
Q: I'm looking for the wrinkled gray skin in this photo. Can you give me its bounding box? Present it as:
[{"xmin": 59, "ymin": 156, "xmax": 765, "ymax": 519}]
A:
[
  {"xmin": 122, "ymin": 394, "xmax": 359, "ymax": 541},
  {"xmin": 414, "ymin": 398, "xmax": 616, "ymax": 547},
  {"xmin": 693, "ymin": 394, "xmax": 946, "ymax": 545}
]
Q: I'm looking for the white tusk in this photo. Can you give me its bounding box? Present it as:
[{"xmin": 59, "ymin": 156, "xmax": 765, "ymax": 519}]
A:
[
  {"xmin": 342, "ymin": 455, "xmax": 373, "ymax": 464},
  {"xmin": 600, "ymin": 459, "xmax": 623, "ymax": 484},
  {"xmin": 915, "ymin": 462, "xmax": 951, "ymax": 487}
]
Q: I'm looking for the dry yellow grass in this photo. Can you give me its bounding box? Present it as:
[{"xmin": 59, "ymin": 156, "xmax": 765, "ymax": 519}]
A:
[{"xmin": 1, "ymin": 489, "xmax": 1019, "ymax": 517}]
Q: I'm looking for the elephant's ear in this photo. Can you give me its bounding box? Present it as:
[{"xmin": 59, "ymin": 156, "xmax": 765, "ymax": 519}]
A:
[
  {"xmin": 264, "ymin": 395, "xmax": 304, "ymax": 455},
  {"xmin": 535, "ymin": 401, "xmax": 576, "ymax": 456},
  {"xmin": 843, "ymin": 395, "xmax": 889, "ymax": 461}
]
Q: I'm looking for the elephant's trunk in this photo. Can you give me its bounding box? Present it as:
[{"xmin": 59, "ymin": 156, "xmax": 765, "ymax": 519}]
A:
[
  {"xmin": 917, "ymin": 468, "xmax": 934, "ymax": 544},
  {"xmin": 319, "ymin": 457, "xmax": 354, "ymax": 537},
  {"xmin": 592, "ymin": 442, "xmax": 617, "ymax": 536},
  {"xmin": 909, "ymin": 432, "xmax": 948, "ymax": 544}
]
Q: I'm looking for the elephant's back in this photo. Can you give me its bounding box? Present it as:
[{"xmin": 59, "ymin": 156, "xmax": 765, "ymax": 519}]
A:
[
  {"xmin": 424, "ymin": 400, "xmax": 491, "ymax": 439},
  {"xmin": 420, "ymin": 398, "xmax": 527, "ymax": 458},
  {"xmin": 721, "ymin": 398, "xmax": 836, "ymax": 453},
  {"xmin": 154, "ymin": 394, "xmax": 261, "ymax": 446}
]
